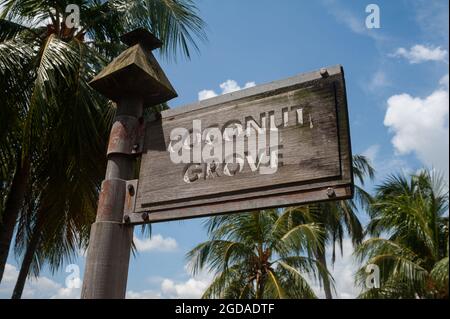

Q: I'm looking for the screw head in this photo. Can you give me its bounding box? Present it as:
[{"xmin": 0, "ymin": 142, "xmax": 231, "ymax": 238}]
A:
[
  {"xmin": 326, "ymin": 187, "xmax": 336, "ymax": 198},
  {"xmin": 320, "ymin": 68, "xmax": 329, "ymax": 78},
  {"xmin": 132, "ymin": 143, "xmax": 139, "ymax": 151},
  {"xmin": 127, "ymin": 184, "xmax": 135, "ymax": 196}
]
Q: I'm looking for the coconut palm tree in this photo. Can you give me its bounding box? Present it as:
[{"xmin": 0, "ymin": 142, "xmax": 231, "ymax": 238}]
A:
[
  {"xmin": 0, "ymin": 0, "xmax": 206, "ymax": 297},
  {"xmin": 355, "ymin": 170, "xmax": 449, "ymax": 298},
  {"xmin": 283, "ymin": 155, "xmax": 375, "ymax": 299},
  {"xmin": 187, "ymin": 209, "xmax": 330, "ymax": 299}
]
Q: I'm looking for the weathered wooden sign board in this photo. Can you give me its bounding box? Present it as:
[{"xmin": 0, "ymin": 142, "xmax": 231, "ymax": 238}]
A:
[{"xmin": 125, "ymin": 65, "xmax": 353, "ymax": 224}]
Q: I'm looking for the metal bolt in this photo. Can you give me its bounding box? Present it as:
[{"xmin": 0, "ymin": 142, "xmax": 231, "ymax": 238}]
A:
[
  {"xmin": 326, "ymin": 187, "xmax": 336, "ymax": 198},
  {"xmin": 320, "ymin": 68, "xmax": 329, "ymax": 78},
  {"xmin": 124, "ymin": 215, "xmax": 131, "ymax": 223},
  {"xmin": 127, "ymin": 184, "xmax": 135, "ymax": 196},
  {"xmin": 141, "ymin": 212, "xmax": 149, "ymax": 221},
  {"xmin": 132, "ymin": 143, "xmax": 139, "ymax": 151}
]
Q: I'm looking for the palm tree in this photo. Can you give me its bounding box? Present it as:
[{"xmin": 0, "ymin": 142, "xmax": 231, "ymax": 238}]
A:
[
  {"xmin": 283, "ymin": 155, "xmax": 375, "ymax": 299},
  {"xmin": 187, "ymin": 209, "xmax": 330, "ymax": 299},
  {"xmin": 355, "ymin": 170, "xmax": 449, "ymax": 298},
  {"xmin": 0, "ymin": 0, "xmax": 206, "ymax": 297}
]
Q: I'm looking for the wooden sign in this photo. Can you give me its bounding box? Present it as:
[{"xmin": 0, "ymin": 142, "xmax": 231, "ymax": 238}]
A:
[{"xmin": 126, "ymin": 65, "xmax": 353, "ymax": 224}]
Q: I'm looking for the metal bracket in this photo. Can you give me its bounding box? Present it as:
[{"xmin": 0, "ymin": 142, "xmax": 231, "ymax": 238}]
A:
[{"xmin": 123, "ymin": 179, "xmax": 138, "ymax": 223}]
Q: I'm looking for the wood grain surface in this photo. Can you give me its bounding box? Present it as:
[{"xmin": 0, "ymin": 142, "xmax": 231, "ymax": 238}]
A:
[{"xmin": 130, "ymin": 65, "xmax": 353, "ymax": 223}]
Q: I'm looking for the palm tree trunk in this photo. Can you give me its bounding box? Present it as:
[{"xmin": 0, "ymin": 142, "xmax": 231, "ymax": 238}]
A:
[
  {"xmin": 11, "ymin": 214, "xmax": 44, "ymax": 299},
  {"xmin": 0, "ymin": 156, "xmax": 30, "ymax": 284},
  {"xmin": 255, "ymin": 272, "xmax": 267, "ymax": 299},
  {"xmin": 317, "ymin": 249, "xmax": 333, "ymax": 299}
]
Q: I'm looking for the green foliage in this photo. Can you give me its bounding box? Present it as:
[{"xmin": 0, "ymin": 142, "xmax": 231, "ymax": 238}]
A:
[
  {"xmin": 186, "ymin": 210, "xmax": 329, "ymax": 299},
  {"xmin": 279, "ymin": 155, "xmax": 374, "ymax": 298},
  {"xmin": 0, "ymin": 0, "xmax": 206, "ymax": 285},
  {"xmin": 1, "ymin": 0, "xmax": 207, "ymax": 59},
  {"xmin": 356, "ymin": 169, "xmax": 449, "ymax": 299}
]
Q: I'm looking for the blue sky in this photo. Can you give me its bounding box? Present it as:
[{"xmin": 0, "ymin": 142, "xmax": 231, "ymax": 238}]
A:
[{"xmin": 1, "ymin": 0, "xmax": 448, "ymax": 299}]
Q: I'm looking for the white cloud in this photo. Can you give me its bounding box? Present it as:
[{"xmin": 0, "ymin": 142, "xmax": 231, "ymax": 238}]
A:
[
  {"xmin": 440, "ymin": 74, "xmax": 449, "ymax": 89},
  {"xmin": 391, "ymin": 45, "xmax": 448, "ymax": 64},
  {"xmin": 0, "ymin": 263, "xmax": 81, "ymax": 299},
  {"xmin": 1, "ymin": 263, "xmax": 18, "ymax": 283},
  {"xmin": 198, "ymin": 80, "xmax": 256, "ymax": 101},
  {"xmin": 161, "ymin": 277, "xmax": 209, "ymax": 299},
  {"xmin": 50, "ymin": 287, "xmax": 81, "ymax": 299},
  {"xmin": 1, "ymin": 260, "xmax": 210, "ymax": 299},
  {"xmin": 362, "ymin": 144, "xmax": 380, "ymax": 165},
  {"xmin": 126, "ymin": 265, "xmax": 213, "ymax": 299},
  {"xmin": 126, "ymin": 289, "xmax": 162, "ymax": 299},
  {"xmin": 327, "ymin": 239, "xmax": 362, "ymax": 298},
  {"xmin": 127, "ymin": 277, "xmax": 210, "ymax": 299},
  {"xmin": 133, "ymin": 234, "xmax": 178, "ymax": 252},
  {"xmin": 307, "ymin": 238, "xmax": 361, "ymax": 299},
  {"xmin": 384, "ymin": 75, "xmax": 449, "ymax": 180},
  {"xmin": 220, "ymin": 80, "xmax": 256, "ymax": 94},
  {"xmin": 198, "ymin": 89, "xmax": 218, "ymax": 101},
  {"xmin": 159, "ymin": 264, "xmax": 212, "ymax": 299}
]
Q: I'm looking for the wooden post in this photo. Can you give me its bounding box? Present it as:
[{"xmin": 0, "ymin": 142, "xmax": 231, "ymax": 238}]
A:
[{"xmin": 81, "ymin": 29, "xmax": 177, "ymax": 299}]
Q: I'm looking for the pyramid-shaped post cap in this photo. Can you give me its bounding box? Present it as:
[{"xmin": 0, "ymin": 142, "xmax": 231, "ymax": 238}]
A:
[
  {"xmin": 89, "ymin": 29, "xmax": 177, "ymax": 106},
  {"xmin": 120, "ymin": 28, "xmax": 163, "ymax": 50}
]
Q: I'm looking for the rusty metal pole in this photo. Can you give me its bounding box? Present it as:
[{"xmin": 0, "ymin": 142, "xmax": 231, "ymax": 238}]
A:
[
  {"xmin": 81, "ymin": 29, "xmax": 177, "ymax": 299},
  {"xmin": 80, "ymin": 98, "xmax": 141, "ymax": 299}
]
